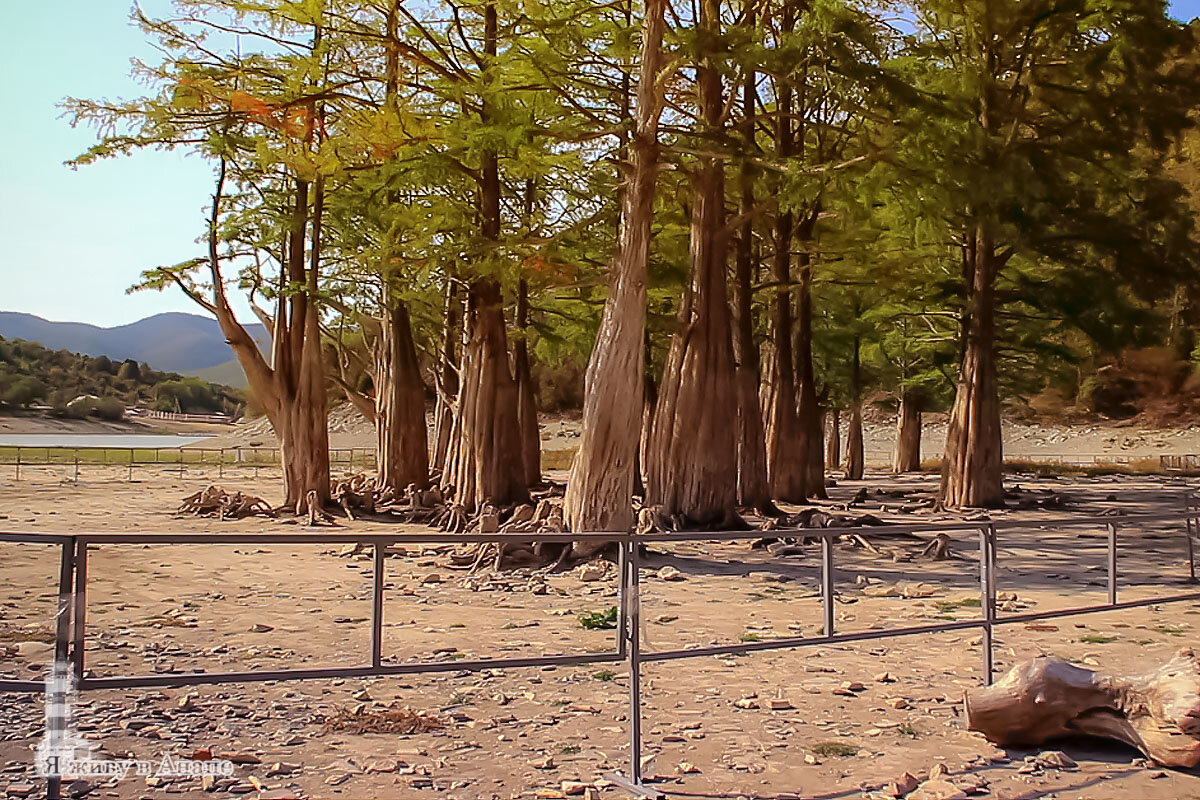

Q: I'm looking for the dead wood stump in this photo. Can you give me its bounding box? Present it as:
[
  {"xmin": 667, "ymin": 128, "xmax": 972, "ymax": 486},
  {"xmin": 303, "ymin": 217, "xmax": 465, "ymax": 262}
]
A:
[{"xmin": 965, "ymin": 650, "xmax": 1200, "ymax": 767}]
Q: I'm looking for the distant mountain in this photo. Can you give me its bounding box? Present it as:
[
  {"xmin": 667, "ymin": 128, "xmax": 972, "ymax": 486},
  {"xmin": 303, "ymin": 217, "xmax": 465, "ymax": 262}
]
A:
[{"xmin": 0, "ymin": 311, "xmax": 269, "ymax": 375}]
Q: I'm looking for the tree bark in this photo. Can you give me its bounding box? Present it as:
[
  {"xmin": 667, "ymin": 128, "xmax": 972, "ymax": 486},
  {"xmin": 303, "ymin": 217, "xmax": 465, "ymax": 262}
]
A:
[
  {"xmin": 732, "ymin": 34, "xmax": 771, "ymax": 512},
  {"xmin": 940, "ymin": 223, "xmax": 1004, "ymax": 508},
  {"xmin": 893, "ymin": 391, "xmax": 922, "ymax": 473},
  {"xmin": 514, "ymin": 277, "xmax": 541, "ymax": 486},
  {"xmin": 432, "ymin": 278, "xmax": 460, "ymax": 476},
  {"xmin": 375, "ymin": 300, "xmax": 429, "ymax": 494},
  {"xmin": 643, "ymin": 0, "xmax": 738, "ymax": 526},
  {"xmin": 825, "ymin": 407, "xmax": 841, "ymax": 469},
  {"xmin": 844, "ymin": 335, "xmax": 864, "ymax": 480},
  {"xmin": 966, "ymin": 651, "xmax": 1200, "ymax": 768},
  {"xmin": 793, "ymin": 213, "xmax": 826, "ymax": 498},
  {"xmin": 443, "ymin": 278, "xmax": 529, "ymax": 511},
  {"xmin": 441, "ymin": 2, "xmax": 529, "ymax": 512},
  {"xmin": 565, "ymin": 0, "xmax": 668, "ymax": 533}
]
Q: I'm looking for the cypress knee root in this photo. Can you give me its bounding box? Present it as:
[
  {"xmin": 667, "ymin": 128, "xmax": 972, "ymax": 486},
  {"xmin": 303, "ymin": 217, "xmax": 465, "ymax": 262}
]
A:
[{"xmin": 965, "ymin": 650, "xmax": 1200, "ymax": 767}]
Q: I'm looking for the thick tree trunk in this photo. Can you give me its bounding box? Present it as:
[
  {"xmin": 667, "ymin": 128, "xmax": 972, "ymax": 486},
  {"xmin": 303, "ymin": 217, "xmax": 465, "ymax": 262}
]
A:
[
  {"xmin": 643, "ymin": 0, "xmax": 738, "ymax": 526},
  {"xmin": 940, "ymin": 224, "xmax": 1004, "ymax": 508},
  {"xmin": 443, "ymin": 278, "xmax": 529, "ymax": 511},
  {"xmin": 893, "ymin": 391, "xmax": 922, "ymax": 473},
  {"xmin": 732, "ymin": 45, "xmax": 771, "ymax": 512},
  {"xmin": 432, "ymin": 279, "xmax": 460, "ymax": 476},
  {"xmin": 825, "ymin": 407, "xmax": 841, "ymax": 469},
  {"xmin": 514, "ymin": 289, "xmax": 540, "ymax": 487},
  {"xmin": 844, "ymin": 335, "xmax": 864, "ymax": 480},
  {"xmin": 375, "ymin": 300, "xmax": 429, "ymax": 494},
  {"xmin": 966, "ymin": 651, "xmax": 1200, "ymax": 768},
  {"xmin": 565, "ymin": 0, "xmax": 668, "ymax": 534},
  {"xmin": 442, "ymin": 3, "xmax": 528, "ymax": 512},
  {"xmin": 793, "ymin": 217, "xmax": 826, "ymax": 498}
]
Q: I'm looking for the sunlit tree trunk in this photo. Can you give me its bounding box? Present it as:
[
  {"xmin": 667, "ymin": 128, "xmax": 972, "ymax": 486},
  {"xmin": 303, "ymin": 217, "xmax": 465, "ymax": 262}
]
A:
[
  {"xmin": 375, "ymin": 299, "xmax": 429, "ymax": 493},
  {"xmin": 431, "ymin": 278, "xmax": 460, "ymax": 476},
  {"xmin": 793, "ymin": 213, "xmax": 826, "ymax": 498},
  {"xmin": 844, "ymin": 334, "xmax": 864, "ymax": 480},
  {"xmin": 826, "ymin": 407, "xmax": 840, "ymax": 469},
  {"xmin": 565, "ymin": 0, "xmax": 668, "ymax": 533},
  {"xmin": 893, "ymin": 390, "xmax": 922, "ymax": 473}
]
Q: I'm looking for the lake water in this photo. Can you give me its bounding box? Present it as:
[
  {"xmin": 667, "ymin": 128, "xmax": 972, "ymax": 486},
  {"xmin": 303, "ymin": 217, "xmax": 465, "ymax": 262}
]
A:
[{"xmin": 0, "ymin": 434, "xmax": 212, "ymax": 449}]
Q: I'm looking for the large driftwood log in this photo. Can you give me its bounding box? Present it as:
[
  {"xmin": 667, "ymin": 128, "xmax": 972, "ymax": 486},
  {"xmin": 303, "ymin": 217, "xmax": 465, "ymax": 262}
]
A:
[{"xmin": 965, "ymin": 650, "xmax": 1200, "ymax": 767}]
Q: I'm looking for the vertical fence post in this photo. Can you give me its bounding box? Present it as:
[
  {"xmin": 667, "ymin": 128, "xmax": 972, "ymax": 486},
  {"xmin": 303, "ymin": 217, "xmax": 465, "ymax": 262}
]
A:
[
  {"xmin": 821, "ymin": 535, "xmax": 835, "ymax": 637},
  {"xmin": 1107, "ymin": 521, "xmax": 1118, "ymax": 605},
  {"xmin": 15, "ymin": 446, "xmax": 20, "ymax": 481},
  {"xmin": 73, "ymin": 455, "xmax": 79, "ymax": 484},
  {"xmin": 616, "ymin": 539, "xmax": 629, "ymax": 659},
  {"xmin": 47, "ymin": 539, "xmax": 76, "ymax": 800},
  {"xmin": 371, "ymin": 543, "xmax": 385, "ymax": 668},
  {"xmin": 72, "ymin": 540, "xmax": 88, "ymax": 682},
  {"xmin": 1185, "ymin": 492, "xmax": 1197, "ymax": 583},
  {"xmin": 978, "ymin": 526, "xmax": 994, "ymax": 685},
  {"xmin": 627, "ymin": 538, "xmax": 643, "ymax": 787}
]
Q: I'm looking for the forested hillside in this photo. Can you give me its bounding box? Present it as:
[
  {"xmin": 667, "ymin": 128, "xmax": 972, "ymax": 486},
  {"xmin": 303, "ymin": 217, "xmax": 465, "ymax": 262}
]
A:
[{"xmin": 0, "ymin": 336, "xmax": 243, "ymax": 419}]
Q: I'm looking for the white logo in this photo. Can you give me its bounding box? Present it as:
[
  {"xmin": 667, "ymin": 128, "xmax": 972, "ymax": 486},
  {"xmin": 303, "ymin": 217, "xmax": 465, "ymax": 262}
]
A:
[{"xmin": 35, "ymin": 660, "xmax": 234, "ymax": 780}]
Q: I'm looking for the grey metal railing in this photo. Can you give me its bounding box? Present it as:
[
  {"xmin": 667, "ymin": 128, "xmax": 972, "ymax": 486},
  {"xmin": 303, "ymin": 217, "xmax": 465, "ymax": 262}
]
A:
[{"xmin": 2, "ymin": 508, "xmax": 1200, "ymax": 799}]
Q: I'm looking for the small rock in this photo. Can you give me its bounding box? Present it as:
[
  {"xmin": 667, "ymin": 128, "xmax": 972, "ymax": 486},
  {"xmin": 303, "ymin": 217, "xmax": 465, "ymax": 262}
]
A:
[
  {"xmin": 421, "ymin": 573, "xmax": 442, "ymax": 584},
  {"xmin": 561, "ymin": 780, "xmax": 589, "ymax": 795},
  {"xmin": 1036, "ymin": 750, "xmax": 1077, "ymax": 770},
  {"xmin": 533, "ymin": 756, "xmax": 556, "ymax": 770},
  {"xmin": 577, "ymin": 564, "xmax": 606, "ymax": 582},
  {"xmin": 884, "ymin": 772, "xmax": 919, "ymax": 797},
  {"xmin": 928, "ymin": 764, "xmax": 949, "ymax": 779},
  {"xmin": 200, "ymin": 774, "xmax": 217, "ymax": 792},
  {"xmin": 908, "ymin": 779, "xmax": 966, "ymax": 800},
  {"xmin": 874, "ymin": 671, "xmax": 895, "ymax": 683},
  {"xmin": 734, "ymin": 698, "xmax": 759, "ymax": 709},
  {"xmin": 658, "ymin": 566, "xmax": 684, "ymax": 581},
  {"xmin": 5, "ymin": 786, "xmax": 34, "ymax": 799},
  {"xmin": 767, "ymin": 698, "xmax": 792, "ymax": 710},
  {"xmin": 476, "ymin": 513, "xmax": 500, "ymax": 534},
  {"xmin": 249, "ymin": 623, "xmax": 274, "ymax": 633},
  {"xmin": 1149, "ymin": 770, "xmax": 1167, "ymax": 779},
  {"xmin": 351, "ymin": 689, "xmax": 371, "ymax": 701},
  {"xmin": 677, "ymin": 762, "xmax": 700, "ymax": 774}
]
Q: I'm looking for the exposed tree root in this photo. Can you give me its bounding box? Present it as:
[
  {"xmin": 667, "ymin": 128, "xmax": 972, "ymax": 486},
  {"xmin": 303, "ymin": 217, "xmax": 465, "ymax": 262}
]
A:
[{"xmin": 178, "ymin": 486, "xmax": 275, "ymax": 520}]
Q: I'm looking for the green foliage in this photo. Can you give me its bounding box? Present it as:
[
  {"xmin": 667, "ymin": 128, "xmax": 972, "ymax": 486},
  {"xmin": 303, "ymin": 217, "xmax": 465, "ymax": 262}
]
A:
[
  {"xmin": 577, "ymin": 607, "xmax": 618, "ymax": 630},
  {"xmin": 0, "ymin": 336, "xmax": 240, "ymax": 418}
]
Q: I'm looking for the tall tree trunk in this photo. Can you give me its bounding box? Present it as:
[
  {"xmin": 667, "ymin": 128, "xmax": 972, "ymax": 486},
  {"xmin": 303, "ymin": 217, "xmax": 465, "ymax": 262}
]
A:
[
  {"xmin": 375, "ymin": 300, "xmax": 429, "ymax": 493},
  {"xmin": 940, "ymin": 223, "xmax": 1004, "ymax": 507},
  {"xmin": 793, "ymin": 213, "xmax": 826, "ymax": 498},
  {"xmin": 825, "ymin": 407, "xmax": 840, "ymax": 468},
  {"xmin": 442, "ymin": 2, "xmax": 528, "ymax": 512},
  {"xmin": 644, "ymin": 0, "xmax": 738, "ymax": 526},
  {"xmin": 893, "ymin": 391, "xmax": 922, "ymax": 473},
  {"xmin": 844, "ymin": 335, "xmax": 864, "ymax": 480},
  {"xmin": 761, "ymin": 2, "xmax": 810, "ymax": 502},
  {"xmin": 514, "ymin": 277, "xmax": 541, "ymax": 486},
  {"xmin": 432, "ymin": 278, "xmax": 460, "ymax": 476},
  {"xmin": 732, "ymin": 30, "xmax": 771, "ymax": 512},
  {"xmin": 565, "ymin": 0, "xmax": 669, "ymax": 533}
]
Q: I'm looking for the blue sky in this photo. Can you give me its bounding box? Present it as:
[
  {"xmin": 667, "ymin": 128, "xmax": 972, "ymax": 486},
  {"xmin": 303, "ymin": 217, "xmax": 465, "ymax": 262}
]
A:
[{"xmin": 2, "ymin": 1, "xmax": 1200, "ymax": 327}]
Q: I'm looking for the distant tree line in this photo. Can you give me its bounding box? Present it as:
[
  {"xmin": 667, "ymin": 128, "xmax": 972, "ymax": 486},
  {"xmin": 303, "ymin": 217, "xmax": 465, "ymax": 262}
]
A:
[{"xmin": 0, "ymin": 336, "xmax": 243, "ymax": 419}]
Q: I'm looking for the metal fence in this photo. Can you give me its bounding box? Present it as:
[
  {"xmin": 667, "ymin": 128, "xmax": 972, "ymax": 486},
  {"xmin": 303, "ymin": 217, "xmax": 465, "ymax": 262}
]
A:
[
  {"xmin": 2, "ymin": 446, "xmax": 376, "ymax": 482},
  {"xmin": 3, "ymin": 509, "xmax": 1200, "ymax": 799}
]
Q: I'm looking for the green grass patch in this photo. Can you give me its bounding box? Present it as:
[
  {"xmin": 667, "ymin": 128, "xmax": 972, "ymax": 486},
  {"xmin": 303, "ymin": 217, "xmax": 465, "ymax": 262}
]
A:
[
  {"xmin": 592, "ymin": 670, "xmax": 616, "ymax": 682},
  {"xmin": 811, "ymin": 741, "xmax": 858, "ymax": 758},
  {"xmin": 935, "ymin": 598, "xmax": 982, "ymax": 613},
  {"xmin": 559, "ymin": 744, "xmax": 582, "ymax": 755},
  {"xmin": 578, "ymin": 607, "xmax": 618, "ymax": 630},
  {"xmin": 739, "ymin": 632, "xmax": 763, "ymax": 642},
  {"xmin": 896, "ymin": 723, "xmax": 919, "ymax": 738},
  {"xmin": 1079, "ymin": 634, "xmax": 1118, "ymax": 644},
  {"xmin": 1155, "ymin": 624, "xmax": 1186, "ymax": 636}
]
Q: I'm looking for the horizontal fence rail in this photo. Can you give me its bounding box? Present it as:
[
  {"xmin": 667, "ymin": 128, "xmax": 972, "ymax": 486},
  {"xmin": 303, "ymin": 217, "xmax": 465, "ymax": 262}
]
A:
[
  {"xmin": 1, "ymin": 446, "xmax": 377, "ymax": 482},
  {"xmin": 3, "ymin": 508, "xmax": 1200, "ymax": 799}
]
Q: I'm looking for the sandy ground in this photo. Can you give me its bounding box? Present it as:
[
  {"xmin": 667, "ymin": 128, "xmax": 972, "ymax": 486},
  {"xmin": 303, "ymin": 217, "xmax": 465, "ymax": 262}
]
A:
[
  {"xmin": 2, "ymin": 464, "xmax": 1200, "ymax": 800},
  {"xmin": 190, "ymin": 405, "xmax": 1200, "ymax": 467}
]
